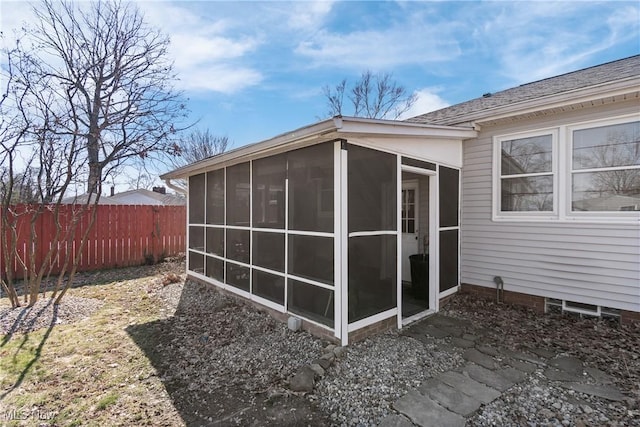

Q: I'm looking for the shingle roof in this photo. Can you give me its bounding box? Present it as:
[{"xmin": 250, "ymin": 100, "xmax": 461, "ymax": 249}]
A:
[{"xmin": 407, "ymin": 55, "xmax": 640, "ymax": 126}]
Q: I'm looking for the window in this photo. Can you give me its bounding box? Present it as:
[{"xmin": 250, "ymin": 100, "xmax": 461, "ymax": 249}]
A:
[
  {"xmin": 499, "ymin": 133, "xmax": 554, "ymax": 212},
  {"xmin": 495, "ymin": 117, "xmax": 639, "ymax": 221},
  {"xmin": 401, "ymin": 187, "xmax": 416, "ymax": 233},
  {"xmin": 571, "ymin": 121, "xmax": 640, "ymax": 212}
]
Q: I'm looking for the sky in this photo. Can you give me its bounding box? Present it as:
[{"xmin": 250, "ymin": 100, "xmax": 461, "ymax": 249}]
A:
[{"xmin": 1, "ymin": 0, "xmax": 639, "ymax": 189}]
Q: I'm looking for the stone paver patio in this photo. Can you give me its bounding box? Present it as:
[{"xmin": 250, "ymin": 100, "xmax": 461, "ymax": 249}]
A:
[{"xmin": 378, "ymin": 314, "xmax": 627, "ymax": 427}]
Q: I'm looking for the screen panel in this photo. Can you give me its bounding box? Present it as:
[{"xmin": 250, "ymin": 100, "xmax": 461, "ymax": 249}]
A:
[
  {"xmin": 206, "ymin": 169, "xmax": 225, "ymax": 224},
  {"xmin": 253, "ymin": 231, "xmax": 285, "ymax": 273},
  {"xmin": 348, "ymin": 234, "xmax": 397, "ymax": 323},
  {"xmin": 205, "ymin": 227, "xmax": 224, "ymax": 256},
  {"xmin": 288, "ymin": 279, "xmax": 334, "ymax": 327},
  {"xmin": 226, "ymin": 262, "xmax": 250, "ymax": 292},
  {"xmin": 226, "ymin": 228, "xmax": 250, "ymax": 264},
  {"xmin": 288, "ymin": 234, "xmax": 334, "ymax": 285},
  {"xmin": 252, "ymin": 269, "xmax": 285, "ymax": 305},
  {"xmin": 205, "ymin": 256, "xmax": 224, "ymax": 282},
  {"xmin": 439, "ymin": 229, "xmax": 459, "ymax": 293},
  {"xmin": 189, "ymin": 174, "xmax": 205, "ymax": 224},
  {"xmin": 188, "ymin": 250, "xmax": 204, "ymax": 274},
  {"xmin": 188, "ymin": 226, "xmax": 205, "ymax": 251},
  {"xmin": 439, "ymin": 166, "xmax": 459, "ymax": 228},
  {"xmin": 252, "ymin": 154, "xmax": 286, "ymax": 229},
  {"xmin": 288, "ymin": 143, "xmax": 334, "ymax": 232},
  {"xmin": 226, "ymin": 162, "xmax": 250, "ymax": 226},
  {"xmin": 348, "ymin": 145, "xmax": 397, "ymax": 232}
]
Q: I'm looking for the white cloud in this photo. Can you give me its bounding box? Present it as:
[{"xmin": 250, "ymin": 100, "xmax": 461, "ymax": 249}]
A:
[
  {"xmin": 136, "ymin": 1, "xmax": 263, "ymax": 94},
  {"xmin": 179, "ymin": 65, "xmax": 262, "ymax": 94},
  {"xmin": 295, "ymin": 25, "xmax": 461, "ymax": 70},
  {"xmin": 398, "ymin": 87, "xmax": 449, "ymax": 120},
  {"xmin": 287, "ymin": 1, "xmax": 335, "ymax": 31},
  {"xmin": 475, "ymin": 2, "xmax": 640, "ymax": 85}
]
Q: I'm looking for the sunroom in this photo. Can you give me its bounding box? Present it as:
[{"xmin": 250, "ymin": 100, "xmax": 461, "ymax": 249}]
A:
[{"xmin": 161, "ymin": 117, "xmax": 477, "ymax": 345}]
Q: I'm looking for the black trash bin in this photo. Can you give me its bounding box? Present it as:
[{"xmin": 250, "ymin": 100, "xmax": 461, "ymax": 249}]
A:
[{"xmin": 409, "ymin": 254, "xmax": 429, "ymax": 301}]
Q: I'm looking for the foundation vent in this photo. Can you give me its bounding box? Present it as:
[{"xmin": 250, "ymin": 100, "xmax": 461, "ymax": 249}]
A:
[{"xmin": 545, "ymin": 298, "xmax": 621, "ymax": 322}]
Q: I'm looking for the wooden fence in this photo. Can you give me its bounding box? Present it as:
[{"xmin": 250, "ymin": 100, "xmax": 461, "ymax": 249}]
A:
[{"xmin": 1, "ymin": 204, "xmax": 186, "ymax": 280}]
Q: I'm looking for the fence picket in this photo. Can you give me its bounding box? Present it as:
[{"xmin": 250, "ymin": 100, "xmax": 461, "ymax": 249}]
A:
[{"xmin": 0, "ymin": 204, "xmax": 186, "ymax": 279}]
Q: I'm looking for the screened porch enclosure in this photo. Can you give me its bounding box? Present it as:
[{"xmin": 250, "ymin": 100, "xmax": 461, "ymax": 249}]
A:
[
  {"xmin": 186, "ymin": 138, "xmax": 461, "ymax": 343},
  {"xmin": 188, "ymin": 141, "xmax": 336, "ymax": 329}
]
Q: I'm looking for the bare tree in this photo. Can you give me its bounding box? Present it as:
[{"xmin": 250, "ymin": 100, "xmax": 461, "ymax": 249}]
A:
[
  {"xmin": 170, "ymin": 128, "xmax": 229, "ymax": 168},
  {"xmin": 0, "ymin": 0, "xmax": 187, "ymax": 307},
  {"xmin": 125, "ymin": 170, "xmax": 156, "ymax": 190},
  {"xmin": 322, "ymin": 71, "xmax": 417, "ymax": 119},
  {"xmin": 26, "ymin": 0, "xmax": 187, "ymax": 196}
]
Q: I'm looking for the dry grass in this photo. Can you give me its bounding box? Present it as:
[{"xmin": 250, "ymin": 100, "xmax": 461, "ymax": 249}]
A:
[{"xmin": 0, "ymin": 262, "xmax": 185, "ymax": 427}]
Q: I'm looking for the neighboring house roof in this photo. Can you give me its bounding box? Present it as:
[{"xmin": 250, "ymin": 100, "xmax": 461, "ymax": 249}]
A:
[
  {"xmin": 62, "ymin": 188, "xmax": 185, "ymax": 205},
  {"xmin": 108, "ymin": 188, "xmax": 185, "ymax": 205},
  {"xmin": 407, "ymin": 55, "xmax": 640, "ymax": 126}
]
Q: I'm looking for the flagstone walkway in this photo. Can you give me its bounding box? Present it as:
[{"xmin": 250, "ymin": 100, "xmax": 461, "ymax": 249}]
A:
[{"xmin": 378, "ymin": 314, "xmax": 626, "ymax": 427}]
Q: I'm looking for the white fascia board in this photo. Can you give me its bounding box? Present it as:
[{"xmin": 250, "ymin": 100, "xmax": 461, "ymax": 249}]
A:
[
  {"xmin": 453, "ymin": 77, "xmax": 640, "ymax": 126},
  {"xmin": 161, "ymin": 116, "xmax": 477, "ymax": 180},
  {"xmin": 335, "ymin": 117, "xmax": 477, "ymax": 139}
]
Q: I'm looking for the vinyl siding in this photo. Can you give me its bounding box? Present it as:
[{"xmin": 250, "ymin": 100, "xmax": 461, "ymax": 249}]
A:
[{"xmin": 460, "ymin": 101, "xmax": 640, "ymax": 312}]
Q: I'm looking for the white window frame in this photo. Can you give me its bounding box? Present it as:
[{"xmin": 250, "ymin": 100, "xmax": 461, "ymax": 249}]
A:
[
  {"xmin": 492, "ymin": 128, "xmax": 559, "ymax": 221},
  {"xmin": 565, "ymin": 115, "xmax": 640, "ymax": 221}
]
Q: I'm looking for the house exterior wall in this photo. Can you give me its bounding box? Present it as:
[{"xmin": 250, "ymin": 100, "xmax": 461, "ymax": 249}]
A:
[{"xmin": 460, "ymin": 100, "xmax": 640, "ymax": 313}]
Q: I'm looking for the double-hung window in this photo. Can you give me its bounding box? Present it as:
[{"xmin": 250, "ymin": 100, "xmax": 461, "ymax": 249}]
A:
[
  {"xmin": 494, "ymin": 116, "xmax": 639, "ymax": 221},
  {"xmin": 570, "ymin": 120, "xmax": 640, "ymax": 212},
  {"xmin": 496, "ymin": 131, "xmax": 556, "ymax": 216}
]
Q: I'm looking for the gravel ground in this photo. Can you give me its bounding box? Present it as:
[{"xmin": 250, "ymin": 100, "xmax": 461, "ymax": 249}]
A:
[
  {"xmin": 0, "ymin": 295, "xmax": 104, "ymax": 335},
  {"xmin": 2, "ymin": 262, "xmax": 638, "ymax": 426},
  {"xmin": 313, "ymin": 332, "xmax": 465, "ymax": 425},
  {"xmin": 442, "ymin": 296, "xmax": 640, "ymax": 427},
  {"xmin": 153, "ymin": 278, "xmax": 640, "ymax": 426}
]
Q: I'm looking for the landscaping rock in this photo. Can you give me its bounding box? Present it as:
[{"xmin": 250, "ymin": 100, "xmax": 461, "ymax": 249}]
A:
[
  {"xmin": 309, "ymin": 363, "xmax": 325, "ymax": 378},
  {"xmin": 320, "ymin": 352, "xmax": 335, "ymax": 362},
  {"xmin": 314, "ymin": 358, "xmax": 331, "ymax": 370},
  {"xmin": 290, "ymin": 366, "xmax": 315, "ymax": 392},
  {"xmin": 324, "ymin": 344, "xmax": 336, "ymax": 353},
  {"xmin": 333, "ymin": 346, "xmax": 347, "ymax": 357}
]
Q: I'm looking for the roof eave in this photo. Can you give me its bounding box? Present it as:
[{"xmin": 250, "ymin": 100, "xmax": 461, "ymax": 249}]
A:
[
  {"xmin": 441, "ymin": 76, "xmax": 640, "ymax": 126},
  {"xmin": 161, "ymin": 117, "xmax": 477, "ymax": 179}
]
